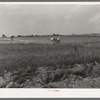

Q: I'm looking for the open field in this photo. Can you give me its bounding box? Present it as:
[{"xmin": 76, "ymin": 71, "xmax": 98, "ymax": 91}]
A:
[
  {"xmin": 0, "ymin": 36, "xmax": 100, "ymax": 71},
  {"xmin": 15, "ymin": 36, "xmax": 100, "ymax": 44},
  {"xmin": 0, "ymin": 42, "xmax": 100, "ymax": 71},
  {"xmin": 0, "ymin": 36, "xmax": 100, "ymax": 88},
  {"xmin": 1, "ymin": 35, "xmax": 100, "ymax": 44}
]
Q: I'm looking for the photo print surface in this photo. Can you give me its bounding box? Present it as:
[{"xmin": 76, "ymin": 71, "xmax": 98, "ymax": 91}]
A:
[{"xmin": 0, "ymin": 2, "xmax": 100, "ymax": 88}]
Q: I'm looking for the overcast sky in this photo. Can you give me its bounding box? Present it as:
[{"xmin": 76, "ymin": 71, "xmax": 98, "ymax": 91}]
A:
[{"xmin": 0, "ymin": 4, "xmax": 100, "ymax": 36}]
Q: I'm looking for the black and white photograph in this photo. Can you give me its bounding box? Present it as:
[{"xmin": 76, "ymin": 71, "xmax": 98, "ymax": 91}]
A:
[{"xmin": 0, "ymin": 2, "xmax": 100, "ymax": 88}]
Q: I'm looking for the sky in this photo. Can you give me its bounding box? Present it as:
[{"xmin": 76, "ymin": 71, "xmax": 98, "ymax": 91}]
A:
[{"xmin": 0, "ymin": 4, "xmax": 100, "ymax": 36}]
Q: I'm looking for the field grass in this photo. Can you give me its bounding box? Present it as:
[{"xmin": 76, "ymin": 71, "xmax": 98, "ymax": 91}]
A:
[
  {"xmin": 0, "ymin": 41, "xmax": 100, "ymax": 73},
  {"xmin": 13, "ymin": 36, "xmax": 100, "ymax": 44},
  {"xmin": 1, "ymin": 35, "xmax": 100, "ymax": 44}
]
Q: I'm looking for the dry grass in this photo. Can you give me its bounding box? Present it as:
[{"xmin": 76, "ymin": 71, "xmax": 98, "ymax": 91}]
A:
[{"xmin": 0, "ymin": 42, "xmax": 100, "ymax": 73}]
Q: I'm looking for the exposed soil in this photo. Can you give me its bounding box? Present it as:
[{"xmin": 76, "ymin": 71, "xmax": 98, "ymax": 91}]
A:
[{"xmin": 0, "ymin": 61, "xmax": 100, "ymax": 88}]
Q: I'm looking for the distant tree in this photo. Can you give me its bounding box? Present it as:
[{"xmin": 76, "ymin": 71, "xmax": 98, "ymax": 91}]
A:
[
  {"xmin": 30, "ymin": 35, "xmax": 34, "ymax": 37},
  {"xmin": 53, "ymin": 34, "xmax": 55, "ymax": 36},
  {"xmin": 53, "ymin": 34, "xmax": 59, "ymax": 36},
  {"xmin": 35, "ymin": 35, "xmax": 38, "ymax": 37},
  {"xmin": 26, "ymin": 35, "xmax": 29, "ymax": 37},
  {"xmin": 11, "ymin": 36, "xmax": 15, "ymax": 40},
  {"xmin": 2, "ymin": 34, "xmax": 6, "ymax": 38},
  {"xmin": 17, "ymin": 35, "xmax": 22, "ymax": 37}
]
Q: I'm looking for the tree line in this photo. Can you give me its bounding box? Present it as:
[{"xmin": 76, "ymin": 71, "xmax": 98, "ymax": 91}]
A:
[{"xmin": 2, "ymin": 34, "xmax": 60, "ymax": 38}]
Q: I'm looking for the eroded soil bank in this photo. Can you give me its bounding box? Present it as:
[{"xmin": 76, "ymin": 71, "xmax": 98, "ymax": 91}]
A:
[{"xmin": 0, "ymin": 61, "xmax": 100, "ymax": 88}]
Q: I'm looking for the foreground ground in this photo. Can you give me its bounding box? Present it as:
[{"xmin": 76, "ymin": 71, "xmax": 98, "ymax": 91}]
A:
[
  {"xmin": 0, "ymin": 37, "xmax": 100, "ymax": 88},
  {"xmin": 0, "ymin": 62, "xmax": 100, "ymax": 88}
]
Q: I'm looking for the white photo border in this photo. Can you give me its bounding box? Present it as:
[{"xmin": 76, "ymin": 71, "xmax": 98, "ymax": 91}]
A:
[{"xmin": 0, "ymin": 2, "xmax": 100, "ymax": 98}]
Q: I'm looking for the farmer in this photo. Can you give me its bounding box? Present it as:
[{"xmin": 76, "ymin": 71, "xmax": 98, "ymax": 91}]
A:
[
  {"xmin": 57, "ymin": 37, "xmax": 60, "ymax": 44},
  {"xmin": 50, "ymin": 37, "xmax": 60, "ymax": 44},
  {"xmin": 50, "ymin": 37, "xmax": 55, "ymax": 44}
]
